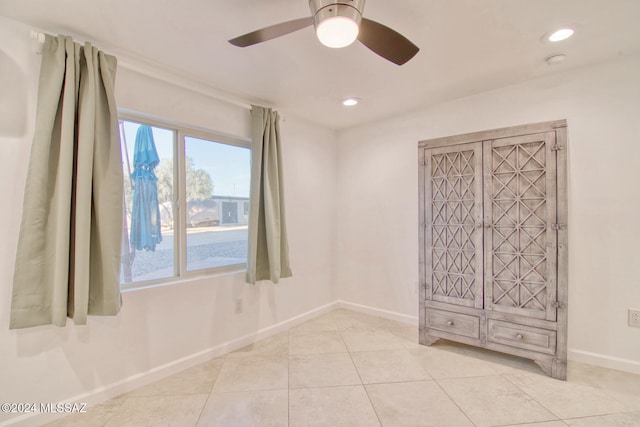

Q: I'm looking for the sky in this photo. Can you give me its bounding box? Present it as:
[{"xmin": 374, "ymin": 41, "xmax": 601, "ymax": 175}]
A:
[{"xmin": 120, "ymin": 120, "xmax": 250, "ymax": 198}]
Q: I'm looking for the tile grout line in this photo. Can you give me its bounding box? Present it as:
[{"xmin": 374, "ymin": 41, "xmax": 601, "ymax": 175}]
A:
[
  {"xmin": 360, "ymin": 384, "xmax": 384, "ymax": 427},
  {"xmin": 193, "ymin": 364, "xmax": 224, "ymax": 427},
  {"xmin": 501, "ymin": 374, "xmax": 564, "ymax": 422},
  {"xmin": 330, "ymin": 310, "xmax": 383, "ymax": 426},
  {"xmin": 430, "ymin": 377, "xmax": 479, "ymax": 427},
  {"xmin": 344, "ymin": 332, "xmax": 384, "ymax": 427},
  {"xmin": 193, "ymin": 392, "xmax": 212, "ymax": 427}
]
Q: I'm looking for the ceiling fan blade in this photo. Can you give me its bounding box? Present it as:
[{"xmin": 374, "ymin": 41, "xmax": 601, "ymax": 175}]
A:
[
  {"xmin": 358, "ymin": 18, "xmax": 419, "ymax": 65},
  {"xmin": 229, "ymin": 17, "xmax": 313, "ymax": 47}
]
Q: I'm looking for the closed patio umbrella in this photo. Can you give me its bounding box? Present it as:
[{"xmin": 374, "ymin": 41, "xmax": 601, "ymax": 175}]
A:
[{"xmin": 129, "ymin": 125, "xmax": 162, "ymax": 251}]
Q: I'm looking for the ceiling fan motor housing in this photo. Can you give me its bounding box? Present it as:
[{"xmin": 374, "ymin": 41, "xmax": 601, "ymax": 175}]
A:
[{"xmin": 309, "ymin": 0, "xmax": 365, "ymax": 29}]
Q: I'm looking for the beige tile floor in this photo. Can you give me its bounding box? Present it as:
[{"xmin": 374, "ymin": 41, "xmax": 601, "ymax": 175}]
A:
[{"xmin": 46, "ymin": 308, "xmax": 640, "ymax": 426}]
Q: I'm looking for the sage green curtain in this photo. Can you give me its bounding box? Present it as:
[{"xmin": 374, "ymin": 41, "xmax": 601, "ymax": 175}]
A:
[
  {"xmin": 246, "ymin": 106, "xmax": 292, "ymax": 284},
  {"xmin": 10, "ymin": 35, "xmax": 123, "ymax": 329}
]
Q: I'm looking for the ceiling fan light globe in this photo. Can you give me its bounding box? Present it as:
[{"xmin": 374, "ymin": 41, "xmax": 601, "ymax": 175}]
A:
[{"xmin": 316, "ymin": 16, "xmax": 359, "ymax": 48}]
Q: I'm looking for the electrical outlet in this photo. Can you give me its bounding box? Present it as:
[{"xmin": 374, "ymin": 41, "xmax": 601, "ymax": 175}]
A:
[
  {"xmin": 234, "ymin": 298, "xmax": 243, "ymax": 314},
  {"xmin": 629, "ymin": 309, "xmax": 640, "ymax": 328}
]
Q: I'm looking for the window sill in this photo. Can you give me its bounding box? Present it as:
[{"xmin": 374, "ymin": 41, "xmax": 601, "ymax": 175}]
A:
[{"xmin": 120, "ymin": 266, "xmax": 246, "ymax": 293}]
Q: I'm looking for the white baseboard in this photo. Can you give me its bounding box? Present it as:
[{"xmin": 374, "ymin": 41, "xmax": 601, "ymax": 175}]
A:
[
  {"xmin": 568, "ymin": 348, "xmax": 640, "ymax": 375},
  {"xmin": 0, "ymin": 301, "xmax": 340, "ymax": 427},
  {"xmin": 337, "ymin": 300, "xmax": 418, "ymax": 326}
]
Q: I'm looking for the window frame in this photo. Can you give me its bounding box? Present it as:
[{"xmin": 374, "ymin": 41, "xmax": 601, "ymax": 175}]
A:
[{"xmin": 119, "ymin": 112, "xmax": 251, "ymax": 290}]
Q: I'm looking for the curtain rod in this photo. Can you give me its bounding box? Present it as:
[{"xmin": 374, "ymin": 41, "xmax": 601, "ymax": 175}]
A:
[{"xmin": 29, "ymin": 30, "xmax": 261, "ymax": 113}]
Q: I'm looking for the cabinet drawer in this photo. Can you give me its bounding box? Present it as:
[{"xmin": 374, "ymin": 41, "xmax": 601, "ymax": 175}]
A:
[
  {"xmin": 487, "ymin": 319, "xmax": 557, "ymax": 355},
  {"xmin": 426, "ymin": 309, "xmax": 480, "ymax": 339}
]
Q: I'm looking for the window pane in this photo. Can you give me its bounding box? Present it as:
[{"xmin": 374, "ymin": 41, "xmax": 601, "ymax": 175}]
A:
[
  {"xmin": 120, "ymin": 120, "xmax": 175, "ymax": 284},
  {"xmin": 184, "ymin": 136, "xmax": 250, "ymax": 271}
]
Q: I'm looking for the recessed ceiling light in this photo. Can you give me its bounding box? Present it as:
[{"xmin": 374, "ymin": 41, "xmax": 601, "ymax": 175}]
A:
[
  {"xmin": 342, "ymin": 98, "xmax": 359, "ymax": 107},
  {"xmin": 548, "ymin": 28, "xmax": 574, "ymax": 42}
]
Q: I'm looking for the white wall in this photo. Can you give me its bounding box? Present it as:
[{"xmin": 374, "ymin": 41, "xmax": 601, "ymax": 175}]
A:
[
  {"xmin": 336, "ymin": 53, "xmax": 640, "ymax": 373},
  {"xmin": 0, "ymin": 16, "xmax": 337, "ymax": 426}
]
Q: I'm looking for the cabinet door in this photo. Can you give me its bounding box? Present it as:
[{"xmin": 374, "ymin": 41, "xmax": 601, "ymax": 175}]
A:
[
  {"xmin": 484, "ymin": 132, "xmax": 558, "ymax": 321},
  {"xmin": 423, "ymin": 142, "xmax": 484, "ymax": 308}
]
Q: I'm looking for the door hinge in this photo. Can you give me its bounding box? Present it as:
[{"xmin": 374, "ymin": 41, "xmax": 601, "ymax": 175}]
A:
[
  {"xmin": 551, "ymin": 223, "xmax": 566, "ymax": 231},
  {"xmin": 551, "ymin": 301, "xmax": 566, "ymax": 309},
  {"xmin": 551, "ymin": 144, "xmax": 563, "ymax": 151}
]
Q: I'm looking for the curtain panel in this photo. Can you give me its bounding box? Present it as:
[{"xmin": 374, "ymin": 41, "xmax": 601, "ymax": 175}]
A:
[
  {"xmin": 10, "ymin": 35, "xmax": 123, "ymax": 329},
  {"xmin": 246, "ymin": 106, "xmax": 292, "ymax": 284}
]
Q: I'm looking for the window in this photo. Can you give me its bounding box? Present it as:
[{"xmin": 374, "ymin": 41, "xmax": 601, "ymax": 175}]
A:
[{"xmin": 119, "ymin": 117, "xmax": 250, "ymax": 287}]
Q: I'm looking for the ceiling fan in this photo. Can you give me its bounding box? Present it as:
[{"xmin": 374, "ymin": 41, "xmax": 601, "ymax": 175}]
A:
[{"xmin": 228, "ymin": 0, "xmax": 419, "ymax": 66}]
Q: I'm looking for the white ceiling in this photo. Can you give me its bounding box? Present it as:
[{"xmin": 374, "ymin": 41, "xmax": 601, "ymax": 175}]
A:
[{"xmin": 2, "ymin": 0, "xmax": 640, "ymax": 130}]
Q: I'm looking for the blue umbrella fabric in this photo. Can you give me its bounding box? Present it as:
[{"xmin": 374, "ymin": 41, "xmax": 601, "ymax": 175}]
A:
[{"xmin": 129, "ymin": 125, "xmax": 162, "ymax": 251}]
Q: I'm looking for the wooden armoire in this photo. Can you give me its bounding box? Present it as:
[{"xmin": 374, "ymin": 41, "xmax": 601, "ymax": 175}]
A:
[{"xmin": 418, "ymin": 120, "xmax": 568, "ymax": 380}]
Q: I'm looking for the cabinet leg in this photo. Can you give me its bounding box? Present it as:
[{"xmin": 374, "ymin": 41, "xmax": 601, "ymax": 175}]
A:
[
  {"xmin": 420, "ymin": 334, "xmax": 441, "ymax": 346},
  {"xmin": 534, "ymin": 359, "xmax": 567, "ymax": 380}
]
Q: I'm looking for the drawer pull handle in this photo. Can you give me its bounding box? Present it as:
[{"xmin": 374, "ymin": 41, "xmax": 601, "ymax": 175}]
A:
[
  {"xmin": 516, "ymin": 333, "xmax": 524, "ymax": 340},
  {"xmin": 447, "ymin": 320, "xmax": 454, "ymax": 326}
]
